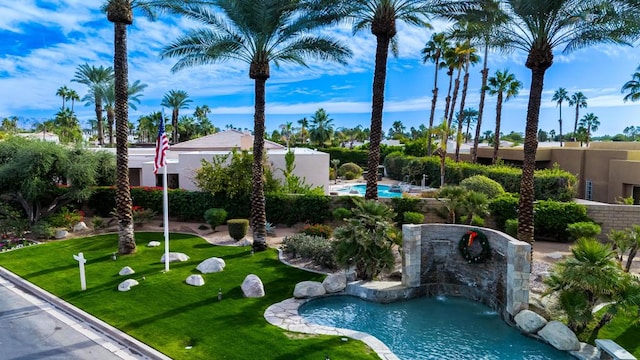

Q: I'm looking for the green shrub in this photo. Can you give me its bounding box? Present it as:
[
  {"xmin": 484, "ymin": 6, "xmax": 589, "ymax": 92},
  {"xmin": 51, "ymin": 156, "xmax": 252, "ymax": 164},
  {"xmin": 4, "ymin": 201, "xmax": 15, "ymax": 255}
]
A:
[
  {"xmin": 91, "ymin": 216, "xmax": 105, "ymax": 229},
  {"xmin": 403, "ymin": 211, "xmax": 424, "ymax": 224},
  {"xmin": 338, "ymin": 162, "xmax": 363, "ymax": 178},
  {"xmin": 489, "ymin": 193, "xmax": 519, "ymax": 231},
  {"xmin": 204, "ymin": 208, "xmax": 228, "ymax": 230},
  {"xmin": 534, "ymin": 200, "xmax": 591, "ymax": 242},
  {"xmin": 390, "ymin": 197, "xmax": 421, "ymax": 224},
  {"xmin": 343, "ymin": 171, "xmax": 358, "ymax": 180},
  {"xmin": 332, "ymin": 207, "xmax": 353, "ymax": 221},
  {"xmin": 460, "ymin": 175, "xmax": 505, "ymax": 198},
  {"xmin": 301, "ymin": 224, "xmax": 333, "ymax": 239},
  {"xmin": 31, "ymin": 221, "xmax": 54, "ymax": 240},
  {"xmin": 505, "ymin": 218, "xmax": 518, "ymax": 238},
  {"xmin": 227, "ymin": 219, "xmax": 249, "ymax": 241},
  {"xmin": 281, "ymin": 233, "xmax": 337, "ymax": 269},
  {"xmin": 566, "ymin": 221, "xmax": 601, "ymax": 241},
  {"xmin": 48, "ymin": 207, "xmax": 84, "ymax": 230}
]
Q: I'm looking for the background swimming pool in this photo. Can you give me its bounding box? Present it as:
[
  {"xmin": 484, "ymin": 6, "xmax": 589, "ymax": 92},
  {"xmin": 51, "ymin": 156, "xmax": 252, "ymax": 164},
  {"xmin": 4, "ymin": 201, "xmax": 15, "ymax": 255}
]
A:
[
  {"xmin": 300, "ymin": 296, "xmax": 572, "ymax": 360},
  {"xmin": 335, "ymin": 184, "xmax": 403, "ymax": 198}
]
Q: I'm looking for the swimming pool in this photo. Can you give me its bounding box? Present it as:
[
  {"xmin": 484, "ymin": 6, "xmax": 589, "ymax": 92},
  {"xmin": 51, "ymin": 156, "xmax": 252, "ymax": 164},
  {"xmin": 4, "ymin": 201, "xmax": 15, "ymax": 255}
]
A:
[
  {"xmin": 299, "ymin": 296, "xmax": 572, "ymax": 360},
  {"xmin": 334, "ymin": 184, "xmax": 404, "ymax": 198}
]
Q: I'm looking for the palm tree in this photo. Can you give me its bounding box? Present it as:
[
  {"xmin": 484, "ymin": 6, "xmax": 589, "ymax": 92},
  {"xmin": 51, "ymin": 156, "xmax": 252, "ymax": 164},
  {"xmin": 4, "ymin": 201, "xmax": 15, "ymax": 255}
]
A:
[
  {"xmin": 578, "ymin": 112, "xmax": 600, "ymax": 147},
  {"xmin": 161, "ymin": 89, "xmax": 192, "ymax": 143},
  {"xmin": 622, "ymin": 65, "xmax": 640, "ymax": 102},
  {"xmin": 161, "ymin": 0, "xmax": 351, "ymax": 252},
  {"xmin": 309, "ymin": 108, "xmax": 335, "ymax": 147},
  {"xmin": 55, "ymin": 86, "xmax": 71, "ymax": 110},
  {"xmin": 451, "ymin": 38, "xmax": 479, "ymax": 162},
  {"xmin": 433, "ymin": 120, "xmax": 454, "ymax": 187},
  {"xmin": 486, "ymin": 69, "xmax": 522, "ymax": 164},
  {"xmin": 67, "ymin": 89, "xmax": 81, "ymax": 112},
  {"xmin": 568, "ymin": 92, "xmax": 588, "ymax": 141},
  {"xmin": 445, "ymin": 42, "xmax": 465, "ymax": 127},
  {"xmin": 72, "ymin": 63, "xmax": 114, "ymax": 146},
  {"xmin": 422, "ymin": 32, "xmax": 450, "ymax": 156},
  {"xmin": 297, "ymin": 117, "xmax": 309, "ymax": 145},
  {"xmin": 552, "ymin": 87, "xmax": 569, "ymax": 146},
  {"xmin": 460, "ymin": 107, "xmax": 478, "ymax": 143},
  {"xmin": 484, "ymin": 0, "xmax": 638, "ymax": 248},
  {"xmin": 335, "ymin": 0, "xmax": 433, "ymax": 200}
]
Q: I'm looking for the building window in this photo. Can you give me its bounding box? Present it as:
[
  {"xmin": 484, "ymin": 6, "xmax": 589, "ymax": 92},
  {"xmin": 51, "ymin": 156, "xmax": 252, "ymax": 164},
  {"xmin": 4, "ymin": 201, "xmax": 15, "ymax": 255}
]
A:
[
  {"xmin": 585, "ymin": 180, "xmax": 593, "ymax": 201},
  {"xmin": 156, "ymin": 174, "xmax": 179, "ymax": 189}
]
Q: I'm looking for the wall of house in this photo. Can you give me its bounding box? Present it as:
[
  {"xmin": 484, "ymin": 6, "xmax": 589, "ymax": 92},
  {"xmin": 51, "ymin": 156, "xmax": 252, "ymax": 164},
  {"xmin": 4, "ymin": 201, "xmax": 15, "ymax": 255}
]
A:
[{"xmin": 267, "ymin": 149, "xmax": 330, "ymax": 193}]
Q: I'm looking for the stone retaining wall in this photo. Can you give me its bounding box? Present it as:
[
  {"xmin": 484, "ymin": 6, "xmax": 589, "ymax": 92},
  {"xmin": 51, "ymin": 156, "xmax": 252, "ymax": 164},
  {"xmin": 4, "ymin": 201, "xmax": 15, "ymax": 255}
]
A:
[{"xmin": 402, "ymin": 224, "xmax": 531, "ymax": 320}]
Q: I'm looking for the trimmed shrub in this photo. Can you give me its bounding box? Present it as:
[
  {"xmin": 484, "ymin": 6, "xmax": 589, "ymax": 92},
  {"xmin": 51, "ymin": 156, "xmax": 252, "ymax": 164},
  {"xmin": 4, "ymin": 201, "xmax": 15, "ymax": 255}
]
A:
[
  {"xmin": 534, "ymin": 200, "xmax": 591, "ymax": 242},
  {"xmin": 281, "ymin": 233, "xmax": 337, "ymax": 269},
  {"xmin": 566, "ymin": 221, "xmax": 601, "ymax": 241},
  {"xmin": 505, "ymin": 218, "xmax": 518, "ymax": 238},
  {"xmin": 203, "ymin": 208, "xmax": 228, "ymax": 230},
  {"xmin": 227, "ymin": 219, "xmax": 249, "ymax": 241},
  {"xmin": 301, "ymin": 223, "xmax": 333, "ymax": 239},
  {"xmin": 343, "ymin": 171, "xmax": 358, "ymax": 180},
  {"xmin": 460, "ymin": 175, "xmax": 505, "ymax": 198},
  {"xmin": 489, "ymin": 193, "xmax": 519, "ymax": 231},
  {"xmin": 390, "ymin": 197, "xmax": 421, "ymax": 225},
  {"xmin": 338, "ymin": 162, "xmax": 363, "ymax": 178},
  {"xmin": 332, "ymin": 207, "xmax": 353, "ymax": 222},
  {"xmin": 403, "ymin": 211, "xmax": 424, "ymax": 224}
]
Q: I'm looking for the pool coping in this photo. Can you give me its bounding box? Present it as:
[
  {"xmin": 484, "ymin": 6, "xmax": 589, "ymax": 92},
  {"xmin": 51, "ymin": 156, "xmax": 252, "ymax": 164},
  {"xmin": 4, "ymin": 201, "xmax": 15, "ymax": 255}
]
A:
[{"xmin": 264, "ymin": 296, "xmax": 399, "ymax": 360}]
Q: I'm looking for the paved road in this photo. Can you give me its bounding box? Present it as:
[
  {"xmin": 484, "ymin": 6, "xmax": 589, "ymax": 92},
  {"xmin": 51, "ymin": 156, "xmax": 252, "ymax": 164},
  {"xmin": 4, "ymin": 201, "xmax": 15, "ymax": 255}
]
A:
[{"xmin": 0, "ymin": 276, "xmax": 141, "ymax": 360}]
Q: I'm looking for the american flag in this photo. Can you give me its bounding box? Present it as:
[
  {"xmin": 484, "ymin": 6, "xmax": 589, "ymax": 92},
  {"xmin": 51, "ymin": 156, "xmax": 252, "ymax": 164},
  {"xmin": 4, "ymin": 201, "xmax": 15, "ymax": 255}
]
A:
[{"xmin": 154, "ymin": 119, "xmax": 170, "ymax": 174}]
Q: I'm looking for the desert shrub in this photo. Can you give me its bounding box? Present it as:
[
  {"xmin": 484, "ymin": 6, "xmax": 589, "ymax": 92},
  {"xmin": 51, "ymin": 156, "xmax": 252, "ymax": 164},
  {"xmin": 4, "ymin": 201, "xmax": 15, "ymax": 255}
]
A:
[
  {"xmin": 403, "ymin": 211, "xmax": 424, "ymax": 224},
  {"xmin": 338, "ymin": 162, "xmax": 363, "ymax": 178},
  {"xmin": 566, "ymin": 221, "xmax": 601, "ymax": 241},
  {"xmin": 31, "ymin": 221, "xmax": 55, "ymax": 239},
  {"xmin": 128, "ymin": 206, "xmax": 156, "ymax": 226},
  {"xmin": 281, "ymin": 233, "xmax": 337, "ymax": 269},
  {"xmin": 488, "ymin": 193, "xmax": 519, "ymax": 231},
  {"xmin": 343, "ymin": 171, "xmax": 357, "ymax": 180},
  {"xmin": 300, "ymin": 223, "xmax": 333, "ymax": 239},
  {"xmin": 227, "ymin": 219, "xmax": 249, "ymax": 241},
  {"xmin": 48, "ymin": 207, "xmax": 84, "ymax": 230},
  {"xmin": 91, "ymin": 216, "xmax": 105, "ymax": 229},
  {"xmin": 265, "ymin": 222, "xmax": 276, "ymax": 236},
  {"xmin": 203, "ymin": 208, "xmax": 228, "ymax": 230},
  {"xmin": 460, "ymin": 175, "xmax": 505, "ymax": 198},
  {"xmin": 534, "ymin": 200, "xmax": 591, "ymax": 242},
  {"xmin": 505, "ymin": 218, "xmax": 518, "ymax": 237},
  {"xmin": 332, "ymin": 207, "xmax": 353, "ymax": 221}
]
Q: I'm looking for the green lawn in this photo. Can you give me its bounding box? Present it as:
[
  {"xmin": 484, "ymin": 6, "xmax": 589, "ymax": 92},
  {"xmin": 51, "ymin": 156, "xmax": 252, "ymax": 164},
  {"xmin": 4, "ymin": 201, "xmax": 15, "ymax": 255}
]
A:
[
  {"xmin": 0, "ymin": 233, "xmax": 378, "ymax": 360},
  {"xmin": 581, "ymin": 307, "xmax": 640, "ymax": 358}
]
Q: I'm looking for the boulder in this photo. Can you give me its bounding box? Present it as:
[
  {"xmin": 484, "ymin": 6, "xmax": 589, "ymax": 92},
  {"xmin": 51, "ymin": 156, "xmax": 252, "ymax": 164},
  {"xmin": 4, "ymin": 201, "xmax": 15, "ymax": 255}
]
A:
[
  {"xmin": 241, "ymin": 274, "xmax": 265, "ymax": 298},
  {"xmin": 569, "ymin": 342, "xmax": 600, "ymax": 360},
  {"xmin": 538, "ymin": 321, "xmax": 580, "ymax": 351},
  {"xmin": 196, "ymin": 257, "xmax": 226, "ymax": 274},
  {"xmin": 186, "ymin": 274, "xmax": 205, "ymax": 286},
  {"xmin": 72, "ymin": 222, "xmax": 88, "ymax": 232},
  {"xmin": 118, "ymin": 279, "xmax": 139, "ymax": 292},
  {"xmin": 322, "ymin": 274, "xmax": 346, "ymax": 293},
  {"xmin": 237, "ymin": 238, "xmax": 252, "ymax": 247},
  {"xmin": 118, "ymin": 266, "xmax": 135, "ymax": 276},
  {"xmin": 147, "ymin": 241, "xmax": 161, "ymax": 247},
  {"xmin": 514, "ymin": 309, "xmax": 547, "ymax": 334},
  {"xmin": 160, "ymin": 252, "xmax": 189, "ymax": 263},
  {"xmin": 293, "ymin": 281, "xmax": 326, "ymax": 298},
  {"xmin": 54, "ymin": 229, "xmax": 68, "ymax": 239}
]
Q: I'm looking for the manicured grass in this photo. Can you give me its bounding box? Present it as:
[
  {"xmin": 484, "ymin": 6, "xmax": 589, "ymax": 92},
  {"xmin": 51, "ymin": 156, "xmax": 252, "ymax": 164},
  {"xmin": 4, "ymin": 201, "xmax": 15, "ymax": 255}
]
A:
[
  {"xmin": 0, "ymin": 233, "xmax": 378, "ymax": 360},
  {"xmin": 580, "ymin": 307, "xmax": 640, "ymax": 358}
]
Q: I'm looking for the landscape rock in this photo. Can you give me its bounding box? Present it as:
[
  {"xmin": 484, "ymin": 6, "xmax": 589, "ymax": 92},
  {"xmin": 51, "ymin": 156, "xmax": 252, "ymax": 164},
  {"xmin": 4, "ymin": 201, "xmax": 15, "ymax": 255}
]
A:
[
  {"xmin": 241, "ymin": 274, "xmax": 265, "ymax": 298},
  {"xmin": 569, "ymin": 342, "xmax": 600, "ymax": 360},
  {"xmin": 186, "ymin": 274, "xmax": 205, "ymax": 286},
  {"xmin": 538, "ymin": 320, "xmax": 580, "ymax": 351},
  {"xmin": 118, "ymin": 279, "xmax": 139, "ymax": 292},
  {"xmin": 293, "ymin": 281, "xmax": 326, "ymax": 298},
  {"xmin": 55, "ymin": 229, "xmax": 68, "ymax": 239},
  {"xmin": 196, "ymin": 257, "xmax": 226, "ymax": 274},
  {"xmin": 147, "ymin": 241, "xmax": 161, "ymax": 247},
  {"xmin": 237, "ymin": 238, "xmax": 252, "ymax": 247},
  {"xmin": 514, "ymin": 309, "xmax": 547, "ymax": 334},
  {"xmin": 119, "ymin": 266, "xmax": 135, "ymax": 276},
  {"xmin": 322, "ymin": 274, "xmax": 346, "ymax": 293},
  {"xmin": 160, "ymin": 252, "xmax": 190, "ymax": 263},
  {"xmin": 546, "ymin": 252, "xmax": 565, "ymax": 260},
  {"xmin": 72, "ymin": 222, "xmax": 88, "ymax": 232}
]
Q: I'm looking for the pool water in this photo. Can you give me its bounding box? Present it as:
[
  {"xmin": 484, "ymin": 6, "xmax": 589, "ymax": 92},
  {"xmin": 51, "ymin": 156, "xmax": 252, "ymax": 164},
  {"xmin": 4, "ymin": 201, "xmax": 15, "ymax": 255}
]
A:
[
  {"xmin": 336, "ymin": 184, "xmax": 403, "ymax": 198},
  {"xmin": 299, "ymin": 296, "xmax": 572, "ymax": 360}
]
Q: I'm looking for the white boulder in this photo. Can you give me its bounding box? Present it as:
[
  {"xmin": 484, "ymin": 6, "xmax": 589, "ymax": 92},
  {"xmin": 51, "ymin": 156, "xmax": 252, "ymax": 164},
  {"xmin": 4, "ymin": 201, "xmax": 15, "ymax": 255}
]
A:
[
  {"xmin": 186, "ymin": 274, "xmax": 205, "ymax": 286},
  {"xmin": 118, "ymin": 279, "xmax": 139, "ymax": 292},
  {"xmin": 237, "ymin": 238, "xmax": 252, "ymax": 247},
  {"xmin": 538, "ymin": 321, "xmax": 580, "ymax": 351},
  {"xmin": 241, "ymin": 274, "xmax": 265, "ymax": 298},
  {"xmin": 514, "ymin": 310, "xmax": 547, "ymax": 334},
  {"xmin": 196, "ymin": 257, "xmax": 226, "ymax": 274},
  {"xmin": 72, "ymin": 222, "xmax": 88, "ymax": 232},
  {"xmin": 322, "ymin": 274, "xmax": 346, "ymax": 293},
  {"xmin": 55, "ymin": 229, "xmax": 68, "ymax": 239},
  {"xmin": 147, "ymin": 241, "xmax": 161, "ymax": 247},
  {"xmin": 118, "ymin": 266, "xmax": 135, "ymax": 276},
  {"xmin": 293, "ymin": 281, "xmax": 326, "ymax": 298},
  {"xmin": 160, "ymin": 252, "xmax": 190, "ymax": 263}
]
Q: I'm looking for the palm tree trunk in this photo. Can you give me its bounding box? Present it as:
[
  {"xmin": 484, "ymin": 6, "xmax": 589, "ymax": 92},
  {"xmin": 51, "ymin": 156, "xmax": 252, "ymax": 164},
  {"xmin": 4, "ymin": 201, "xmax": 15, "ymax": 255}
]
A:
[
  {"xmin": 472, "ymin": 44, "xmax": 489, "ymax": 163},
  {"xmin": 454, "ymin": 60, "xmax": 471, "ymax": 162},
  {"xmin": 365, "ymin": 34, "xmax": 390, "ymax": 200},
  {"xmin": 448, "ymin": 69, "xmax": 462, "ymax": 128},
  {"xmin": 114, "ymin": 21, "xmax": 136, "ymax": 255},
  {"xmin": 107, "ymin": 108, "xmax": 115, "ymax": 145},
  {"xmin": 492, "ymin": 92, "xmax": 503, "ymax": 164},
  {"xmin": 559, "ymin": 103, "xmax": 563, "ymax": 146},
  {"xmin": 95, "ymin": 98, "xmax": 104, "ymax": 146},
  {"xmin": 427, "ymin": 54, "xmax": 440, "ymax": 157},
  {"xmin": 172, "ymin": 109, "xmax": 179, "ymax": 143},
  {"xmin": 443, "ymin": 69, "xmax": 454, "ymax": 127},
  {"xmin": 251, "ymin": 76, "xmax": 268, "ymax": 252},
  {"xmin": 573, "ymin": 105, "xmax": 579, "ymax": 141},
  {"xmin": 625, "ymin": 244, "xmax": 637, "ymax": 272}
]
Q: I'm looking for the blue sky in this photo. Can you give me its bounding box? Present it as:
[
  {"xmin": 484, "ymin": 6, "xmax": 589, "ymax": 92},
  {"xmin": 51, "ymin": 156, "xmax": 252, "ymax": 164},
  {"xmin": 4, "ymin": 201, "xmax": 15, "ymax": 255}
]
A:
[{"xmin": 1, "ymin": 1, "xmax": 640, "ymax": 138}]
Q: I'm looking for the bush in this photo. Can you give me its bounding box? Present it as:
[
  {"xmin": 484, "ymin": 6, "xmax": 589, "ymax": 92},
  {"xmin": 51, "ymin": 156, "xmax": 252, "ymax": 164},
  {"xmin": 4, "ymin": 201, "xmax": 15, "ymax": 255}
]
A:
[
  {"xmin": 48, "ymin": 207, "xmax": 84, "ymax": 230},
  {"xmin": 91, "ymin": 216, "xmax": 105, "ymax": 229},
  {"xmin": 534, "ymin": 200, "xmax": 591, "ymax": 242},
  {"xmin": 505, "ymin": 218, "xmax": 518, "ymax": 238},
  {"xmin": 204, "ymin": 208, "xmax": 228, "ymax": 230},
  {"xmin": 566, "ymin": 221, "xmax": 601, "ymax": 241},
  {"xmin": 300, "ymin": 224, "xmax": 333, "ymax": 239},
  {"xmin": 460, "ymin": 175, "xmax": 505, "ymax": 198},
  {"xmin": 403, "ymin": 211, "xmax": 424, "ymax": 224},
  {"xmin": 227, "ymin": 219, "xmax": 249, "ymax": 241},
  {"xmin": 489, "ymin": 193, "xmax": 519, "ymax": 231},
  {"xmin": 332, "ymin": 207, "xmax": 353, "ymax": 222},
  {"xmin": 281, "ymin": 233, "xmax": 337, "ymax": 269},
  {"xmin": 338, "ymin": 162, "xmax": 363, "ymax": 178},
  {"xmin": 343, "ymin": 171, "xmax": 358, "ymax": 180},
  {"xmin": 31, "ymin": 221, "xmax": 54, "ymax": 240}
]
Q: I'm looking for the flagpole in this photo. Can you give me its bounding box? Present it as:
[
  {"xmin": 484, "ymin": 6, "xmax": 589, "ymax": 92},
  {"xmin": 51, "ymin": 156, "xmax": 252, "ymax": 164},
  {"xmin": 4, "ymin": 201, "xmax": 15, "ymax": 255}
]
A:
[{"xmin": 163, "ymin": 162, "xmax": 170, "ymax": 272}]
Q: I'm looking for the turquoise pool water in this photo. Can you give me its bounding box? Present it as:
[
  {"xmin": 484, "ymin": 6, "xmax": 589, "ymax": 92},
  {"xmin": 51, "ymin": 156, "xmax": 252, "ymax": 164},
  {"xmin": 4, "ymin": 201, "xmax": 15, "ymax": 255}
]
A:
[
  {"xmin": 336, "ymin": 184, "xmax": 403, "ymax": 198},
  {"xmin": 299, "ymin": 296, "xmax": 572, "ymax": 360}
]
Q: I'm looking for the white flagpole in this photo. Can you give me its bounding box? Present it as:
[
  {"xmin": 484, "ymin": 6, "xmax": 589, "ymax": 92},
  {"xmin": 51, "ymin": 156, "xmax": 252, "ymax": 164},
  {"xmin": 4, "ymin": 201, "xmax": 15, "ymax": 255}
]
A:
[{"xmin": 162, "ymin": 162, "xmax": 170, "ymax": 272}]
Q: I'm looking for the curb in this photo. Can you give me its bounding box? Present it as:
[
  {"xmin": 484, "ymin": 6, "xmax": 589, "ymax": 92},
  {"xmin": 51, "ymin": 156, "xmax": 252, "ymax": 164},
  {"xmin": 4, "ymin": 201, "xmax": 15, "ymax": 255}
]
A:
[{"xmin": 0, "ymin": 266, "xmax": 171, "ymax": 360}]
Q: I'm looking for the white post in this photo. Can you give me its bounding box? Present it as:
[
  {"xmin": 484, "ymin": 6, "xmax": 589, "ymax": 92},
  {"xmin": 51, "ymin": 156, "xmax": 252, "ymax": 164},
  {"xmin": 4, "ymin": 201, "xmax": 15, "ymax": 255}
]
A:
[
  {"xmin": 73, "ymin": 252, "xmax": 87, "ymax": 291},
  {"xmin": 163, "ymin": 164, "xmax": 170, "ymax": 272}
]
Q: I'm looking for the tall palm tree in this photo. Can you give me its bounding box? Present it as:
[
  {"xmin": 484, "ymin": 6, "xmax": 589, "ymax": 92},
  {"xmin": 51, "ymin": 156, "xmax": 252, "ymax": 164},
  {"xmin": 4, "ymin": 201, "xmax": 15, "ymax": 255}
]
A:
[
  {"xmin": 552, "ymin": 87, "xmax": 569, "ymax": 146},
  {"xmin": 421, "ymin": 32, "xmax": 449, "ymax": 156},
  {"xmin": 72, "ymin": 63, "xmax": 114, "ymax": 146},
  {"xmin": 308, "ymin": 108, "xmax": 335, "ymax": 147},
  {"xmin": 578, "ymin": 112, "xmax": 600, "ymax": 146},
  {"xmin": 621, "ymin": 65, "xmax": 640, "ymax": 102},
  {"xmin": 451, "ymin": 37, "xmax": 479, "ymax": 162},
  {"xmin": 485, "ymin": 0, "xmax": 638, "ymax": 249},
  {"xmin": 161, "ymin": 89, "xmax": 192, "ymax": 143},
  {"xmin": 445, "ymin": 42, "xmax": 465, "ymax": 127},
  {"xmin": 161, "ymin": 0, "xmax": 351, "ymax": 252},
  {"xmin": 297, "ymin": 117, "xmax": 309, "ymax": 144},
  {"xmin": 568, "ymin": 92, "xmax": 588, "ymax": 141},
  {"xmin": 460, "ymin": 107, "xmax": 478, "ymax": 143},
  {"xmin": 67, "ymin": 89, "xmax": 81, "ymax": 112},
  {"xmin": 56, "ymin": 85, "xmax": 71, "ymax": 110},
  {"xmin": 486, "ymin": 69, "xmax": 522, "ymax": 164},
  {"xmin": 334, "ymin": 0, "xmax": 433, "ymax": 200}
]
